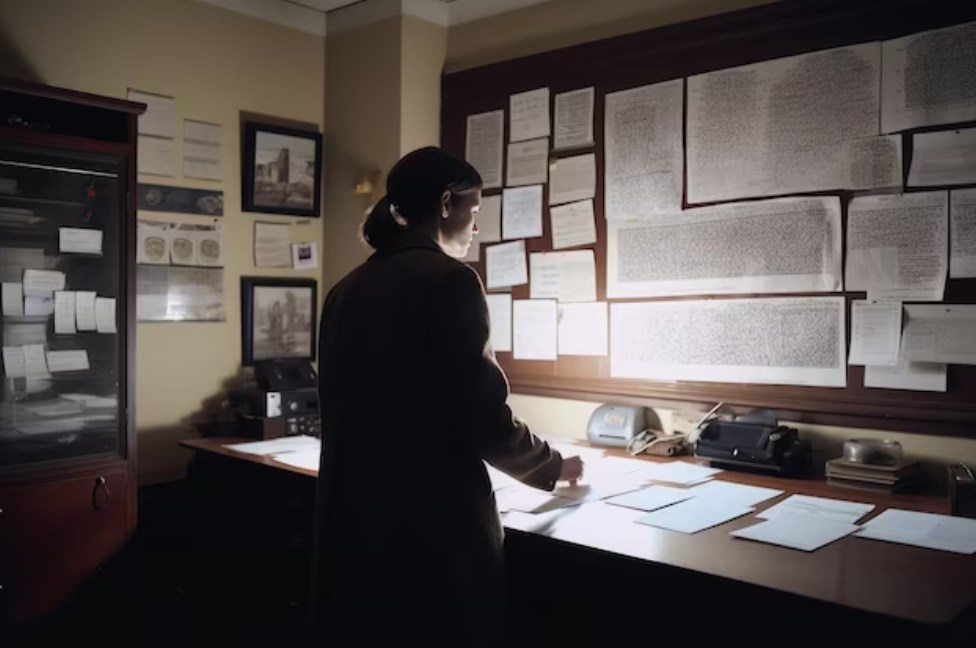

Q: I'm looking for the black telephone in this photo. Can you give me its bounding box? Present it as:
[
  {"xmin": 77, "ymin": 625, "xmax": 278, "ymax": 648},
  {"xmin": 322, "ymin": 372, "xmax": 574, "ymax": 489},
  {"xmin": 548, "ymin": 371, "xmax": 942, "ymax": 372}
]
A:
[{"xmin": 255, "ymin": 360, "xmax": 317, "ymax": 391}]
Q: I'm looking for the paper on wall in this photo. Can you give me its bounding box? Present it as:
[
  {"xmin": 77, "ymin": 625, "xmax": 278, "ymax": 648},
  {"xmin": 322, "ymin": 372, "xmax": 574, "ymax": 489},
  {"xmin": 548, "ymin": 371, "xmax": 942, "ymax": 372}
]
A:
[
  {"xmin": 2, "ymin": 346, "xmax": 26, "ymax": 378},
  {"xmin": 909, "ymin": 128, "xmax": 976, "ymax": 187},
  {"xmin": 554, "ymin": 87, "xmax": 594, "ymax": 150},
  {"xmin": 864, "ymin": 358, "xmax": 946, "ymax": 392},
  {"xmin": 465, "ymin": 110, "xmax": 504, "ymax": 189},
  {"xmin": 195, "ymin": 226, "xmax": 223, "ymax": 267},
  {"xmin": 137, "ymin": 135, "xmax": 176, "ymax": 177},
  {"xmin": 137, "ymin": 221, "xmax": 171, "ymax": 264},
  {"xmin": 2, "ymin": 282, "xmax": 23, "ymax": 316},
  {"xmin": 846, "ymin": 192, "xmax": 948, "ymax": 301},
  {"xmin": 506, "ymin": 138, "xmax": 549, "ymax": 186},
  {"xmin": 75, "ymin": 291, "xmax": 97, "ymax": 331},
  {"xmin": 882, "ymin": 21, "xmax": 976, "ymax": 133},
  {"xmin": 950, "ymin": 189, "xmax": 976, "ymax": 278},
  {"xmin": 510, "ymin": 88, "xmax": 550, "ymax": 142},
  {"xmin": 687, "ymin": 43, "xmax": 881, "ymax": 203},
  {"xmin": 128, "ymin": 89, "xmax": 176, "ymax": 138},
  {"xmin": 512, "ymin": 299, "xmax": 557, "ymax": 361},
  {"xmin": 610, "ymin": 297, "xmax": 847, "ymax": 387},
  {"xmin": 502, "ymin": 186, "xmax": 543, "ymax": 240},
  {"xmin": 901, "ymin": 304, "xmax": 976, "ymax": 365},
  {"xmin": 95, "ymin": 297, "xmax": 117, "ymax": 334},
  {"xmin": 59, "ymin": 228, "xmax": 103, "ymax": 255},
  {"xmin": 169, "ymin": 226, "xmax": 199, "ymax": 266},
  {"xmin": 485, "ymin": 240, "xmax": 527, "ymax": 290},
  {"xmin": 475, "ymin": 194, "xmax": 502, "ymax": 245},
  {"xmin": 607, "ymin": 197, "xmax": 843, "ymax": 298},
  {"xmin": 605, "ymin": 79, "xmax": 683, "ymax": 219},
  {"xmin": 558, "ymin": 302, "xmax": 607, "ymax": 356},
  {"xmin": 183, "ymin": 119, "xmax": 223, "ymax": 181},
  {"xmin": 550, "ymin": 200, "xmax": 596, "ymax": 251},
  {"xmin": 54, "ymin": 291, "xmax": 76, "ymax": 335},
  {"xmin": 485, "ymin": 293, "xmax": 512, "ymax": 353},
  {"xmin": 848, "ymin": 300, "xmax": 902, "ymax": 367},
  {"xmin": 254, "ymin": 221, "xmax": 292, "ymax": 268},
  {"xmin": 46, "ymin": 350, "xmax": 90, "ymax": 373},
  {"xmin": 22, "ymin": 269, "xmax": 65, "ymax": 297},
  {"xmin": 529, "ymin": 250, "xmax": 597, "ymax": 302},
  {"xmin": 549, "ymin": 153, "xmax": 595, "ymax": 206}
]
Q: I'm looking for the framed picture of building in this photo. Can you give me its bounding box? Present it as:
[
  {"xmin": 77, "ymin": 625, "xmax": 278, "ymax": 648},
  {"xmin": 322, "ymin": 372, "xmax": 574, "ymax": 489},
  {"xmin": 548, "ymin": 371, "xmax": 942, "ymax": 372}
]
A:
[
  {"xmin": 241, "ymin": 276, "xmax": 318, "ymax": 365},
  {"xmin": 242, "ymin": 121, "xmax": 322, "ymax": 217}
]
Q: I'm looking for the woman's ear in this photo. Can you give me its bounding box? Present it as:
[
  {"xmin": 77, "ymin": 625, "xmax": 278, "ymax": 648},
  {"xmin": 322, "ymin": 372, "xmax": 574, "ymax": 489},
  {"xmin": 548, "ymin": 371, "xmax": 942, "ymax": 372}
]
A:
[{"xmin": 440, "ymin": 190, "xmax": 451, "ymax": 219}]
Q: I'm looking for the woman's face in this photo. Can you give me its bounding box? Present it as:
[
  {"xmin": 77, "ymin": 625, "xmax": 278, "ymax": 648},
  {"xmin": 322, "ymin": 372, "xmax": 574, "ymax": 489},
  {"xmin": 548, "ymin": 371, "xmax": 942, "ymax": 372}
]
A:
[{"xmin": 438, "ymin": 189, "xmax": 482, "ymax": 259}]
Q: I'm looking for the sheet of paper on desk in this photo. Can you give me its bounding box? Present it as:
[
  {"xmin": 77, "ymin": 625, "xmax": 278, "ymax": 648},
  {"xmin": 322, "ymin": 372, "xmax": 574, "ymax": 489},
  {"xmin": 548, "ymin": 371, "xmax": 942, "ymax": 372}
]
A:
[
  {"xmin": 909, "ymin": 128, "xmax": 976, "ymax": 187},
  {"xmin": 549, "ymin": 154, "xmax": 595, "ymax": 206},
  {"xmin": 507, "ymin": 138, "xmax": 548, "ymax": 187},
  {"xmin": 497, "ymin": 486, "xmax": 577, "ymax": 514},
  {"xmin": 466, "ymin": 110, "xmax": 504, "ymax": 189},
  {"xmin": 951, "ymin": 189, "xmax": 976, "ymax": 278},
  {"xmin": 54, "ymin": 291, "xmax": 76, "ymax": 334},
  {"xmin": 636, "ymin": 498, "xmax": 754, "ymax": 534},
  {"xmin": 59, "ymin": 228, "xmax": 103, "ymax": 255},
  {"xmin": 550, "ymin": 200, "xmax": 596, "ymax": 251},
  {"xmin": 272, "ymin": 449, "xmax": 321, "ymax": 472},
  {"xmin": 485, "ymin": 240, "xmax": 527, "ymax": 289},
  {"xmin": 882, "ymin": 21, "xmax": 976, "ymax": 133},
  {"xmin": 485, "ymin": 294, "xmax": 512, "ymax": 353},
  {"xmin": 513, "ymin": 299, "xmax": 557, "ymax": 360},
  {"xmin": 605, "ymin": 80, "xmax": 683, "ymax": 219},
  {"xmin": 224, "ymin": 435, "xmax": 320, "ymax": 456},
  {"xmin": 845, "ymin": 192, "xmax": 948, "ymax": 301},
  {"xmin": 645, "ymin": 462, "xmax": 723, "ymax": 485},
  {"xmin": 502, "ymin": 186, "xmax": 543, "ymax": 240},
  {"xmin": 486, "ymin": 464, "xmax": 518, "ymax": 491},
  {"xmin": 758, "ymin": 494, "xmax": 874, "ymax": 524},
  {"xmin": 509, "ymin": 87, "xmax": 550, "ymax": 143},
  {"xmin": 731, "ymin": 513, "xmax": 860, "ymax": 552},
  {"xmin": 848, "ymin": 300, "xmax": 902, "ymax": 366},
  {"xmin": 606, "ymin": 485, "xmax": 693, "ymax": 512},
  {"xmin": 686, "ymin": 480, "xmax": 784, "ymax": 508},
  {"xmin": 554, "ymin": 87, "xmax": 594, "ymax": 151},
  {"xmin": 554, "ymin": 476, "xmax": 646, "ymax": 503},
  {"xmin": 901, "ymin": 304, "xmax": 976, "ymax": 365},
  {"xmin": 23, "ymin": 269, "xmax": 65, "ymax": 297},
  {"xmin": 2, "ymin": 282, "xmax": 23, "ymax": 316},
  {"xmin": 864, "ymin": 358, "xmax": 947, "ymax": 392},
  {"xmin": 75, "ymin": 291, "xmax": 97, "ymax": 331},
  {"xmin": 855, "ymin": 509, "xmax": 976, "ymax": 554}
]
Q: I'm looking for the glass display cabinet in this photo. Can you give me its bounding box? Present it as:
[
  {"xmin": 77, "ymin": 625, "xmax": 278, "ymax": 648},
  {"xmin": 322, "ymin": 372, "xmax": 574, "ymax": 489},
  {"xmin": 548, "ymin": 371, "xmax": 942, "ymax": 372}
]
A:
[{"xmin": 0, "ymin": 77, "xmax": 143, "ymax": 630}]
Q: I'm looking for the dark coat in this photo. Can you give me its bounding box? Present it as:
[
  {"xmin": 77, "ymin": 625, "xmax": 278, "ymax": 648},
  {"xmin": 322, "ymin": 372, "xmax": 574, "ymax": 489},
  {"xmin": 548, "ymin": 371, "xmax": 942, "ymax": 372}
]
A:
[{"xmin": 311, "ymin": 230, "xmax": 563, "ymax": 647}]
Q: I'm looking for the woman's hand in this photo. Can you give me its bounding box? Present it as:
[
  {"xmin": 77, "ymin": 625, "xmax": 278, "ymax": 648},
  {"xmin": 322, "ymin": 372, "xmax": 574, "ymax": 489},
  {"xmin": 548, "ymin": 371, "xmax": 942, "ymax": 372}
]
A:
[{"xmin": 558, "ymin": 455, "xmax": 584, "ymax": 487}]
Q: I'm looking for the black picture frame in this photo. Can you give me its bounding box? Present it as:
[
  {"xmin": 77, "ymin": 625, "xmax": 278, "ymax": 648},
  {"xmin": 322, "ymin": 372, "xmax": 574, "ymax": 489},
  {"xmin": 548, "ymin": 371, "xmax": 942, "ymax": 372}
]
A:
[
  {"xmin": 241, "ymin": 121, "xmax": 323, "ymax": 217},
  {"xmin": 241, "ymin": 276, "xmax": 318, "ymax": 366}
]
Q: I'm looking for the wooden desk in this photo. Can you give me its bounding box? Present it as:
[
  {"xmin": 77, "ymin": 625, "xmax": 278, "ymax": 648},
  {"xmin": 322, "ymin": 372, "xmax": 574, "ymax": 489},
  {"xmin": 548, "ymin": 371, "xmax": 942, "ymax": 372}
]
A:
[{"xmin": 179, "ymin": 436, "xmax": 976, "ymax": 642}]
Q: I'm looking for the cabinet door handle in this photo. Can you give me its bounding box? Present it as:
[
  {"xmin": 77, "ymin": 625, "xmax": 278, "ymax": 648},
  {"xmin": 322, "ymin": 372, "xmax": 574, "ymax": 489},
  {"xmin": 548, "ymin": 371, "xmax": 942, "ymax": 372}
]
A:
[{"xmin": 92, "ymin": 476, "xmax": 110, "ymax": 512}]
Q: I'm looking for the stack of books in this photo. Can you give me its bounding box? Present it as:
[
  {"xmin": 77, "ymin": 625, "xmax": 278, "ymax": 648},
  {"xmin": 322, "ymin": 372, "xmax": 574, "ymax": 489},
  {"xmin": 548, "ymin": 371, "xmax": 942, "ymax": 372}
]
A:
[{"xmin": 826, "ymin": 458, "xmax": 919, "ymax": 493}]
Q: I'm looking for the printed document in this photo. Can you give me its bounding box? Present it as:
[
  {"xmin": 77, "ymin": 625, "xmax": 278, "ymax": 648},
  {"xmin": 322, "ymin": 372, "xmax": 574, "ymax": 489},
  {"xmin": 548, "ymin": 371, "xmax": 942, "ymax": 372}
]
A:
[
  {"xmin": 548, "ymin": 154, "xmax": 596, "ymax": 206},
  {"xmin": 502, "ymin": 186, "xmax": 543, "ymax": 240},
  {"xmin": 909, "ymin": 128, "xmax": 976, "ymax": 187},
  {"xmin": 901, "ymin": 304, "xmax": 976, "ymax": 365},
  {"xmin": 465, "ymin": 110, "xmax": 504, "ymax": 189},
  {"xmin": 731, "ymin": 513, "xmax": 860, "ymax": 552},
  {"xmin": 513, "ymin": 299, "xmax": 557, "ymax": 361},
  {"xmin": 557, "ymin": 302, "xmax": 607, "ymax": 356},
  {"xmin": 506, "ymin": 138, "xmax": 549, "ymax": 187},
  {"xmin": 848, "ymin": 300, "xmax": 902, "ymax": 366},
  {"xmin": 529, "ymin": 250, "xmax": 597, "ymax": 303},
  {"xmin": 485, "ymin": 240, "xmax": 527, "ymax": 289},
  {"xmin": 485, "ymin": 293, "xmax": 512, "ymax": 353},
  {"xmin": 758, "ymin": 494, "xmax": 874, "ymax": 524},
  {"xmin": 510, "ymin": 88, "xmax": 550, "ymax": 142},
  {"xmin": 554, "ymin": 87, "xmax": 594, "ymax": 150}
]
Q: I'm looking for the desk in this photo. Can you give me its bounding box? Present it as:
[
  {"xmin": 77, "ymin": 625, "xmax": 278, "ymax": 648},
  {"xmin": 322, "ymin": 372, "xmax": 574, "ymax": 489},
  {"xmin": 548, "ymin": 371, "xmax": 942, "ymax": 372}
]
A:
[{"xmin": 180, "ymin": 436, "xmax": 976, "ymax": 645}]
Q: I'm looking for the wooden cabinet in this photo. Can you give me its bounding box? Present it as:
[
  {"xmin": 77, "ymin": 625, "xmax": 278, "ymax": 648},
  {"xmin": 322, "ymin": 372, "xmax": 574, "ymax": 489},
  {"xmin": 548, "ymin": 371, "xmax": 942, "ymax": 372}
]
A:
[{"xmin": 0, "ymin": 77, "xmax": 142, "ymax": 630}]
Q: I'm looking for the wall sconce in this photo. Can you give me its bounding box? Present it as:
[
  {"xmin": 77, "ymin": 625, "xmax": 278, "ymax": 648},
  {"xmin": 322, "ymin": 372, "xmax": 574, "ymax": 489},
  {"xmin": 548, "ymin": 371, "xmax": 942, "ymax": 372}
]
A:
[{"xmin": 354, "ymin": 169, "xmax": 381, "ymax": 198}]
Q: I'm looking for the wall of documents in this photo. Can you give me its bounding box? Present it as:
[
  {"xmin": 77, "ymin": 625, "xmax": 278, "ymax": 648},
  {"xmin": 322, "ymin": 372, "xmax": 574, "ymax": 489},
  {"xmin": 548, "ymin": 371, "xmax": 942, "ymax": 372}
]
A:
[{"xmin": 443, "ymin": 2, "xmax": 976, "ymax": 436}]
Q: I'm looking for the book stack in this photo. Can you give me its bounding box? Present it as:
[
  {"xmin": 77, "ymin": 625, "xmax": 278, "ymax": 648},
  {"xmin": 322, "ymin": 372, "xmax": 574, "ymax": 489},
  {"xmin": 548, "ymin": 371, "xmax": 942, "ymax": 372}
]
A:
[{"xmin": 826, "ymin": 458, "xmax": 919, "ymax": 493}]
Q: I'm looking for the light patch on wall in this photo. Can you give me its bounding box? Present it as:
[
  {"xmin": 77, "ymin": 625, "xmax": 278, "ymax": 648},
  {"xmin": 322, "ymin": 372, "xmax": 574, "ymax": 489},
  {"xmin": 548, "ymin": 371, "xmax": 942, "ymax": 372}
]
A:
[{"xmin": 195, "ymin": 0, "xmax": 327, "ymax": 35}]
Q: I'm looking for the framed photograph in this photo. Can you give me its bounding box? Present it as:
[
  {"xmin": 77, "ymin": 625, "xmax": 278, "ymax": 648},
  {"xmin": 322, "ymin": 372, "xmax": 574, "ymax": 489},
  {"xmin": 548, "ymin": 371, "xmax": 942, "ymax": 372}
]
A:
[
  {"xmin": 241, "ymin": 276, "xmax": 318, "ymax": 365},
  {"xmin": 242, "ymin": 121, "xmax": 323, "ymax": 217}
]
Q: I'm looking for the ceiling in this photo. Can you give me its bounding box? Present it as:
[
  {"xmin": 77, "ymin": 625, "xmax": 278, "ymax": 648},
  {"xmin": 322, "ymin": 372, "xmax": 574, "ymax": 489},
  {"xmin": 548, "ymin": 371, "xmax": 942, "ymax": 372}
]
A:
[{"xmin": 196, "ymin": 0, "xmax": 556, "ymax": 36}]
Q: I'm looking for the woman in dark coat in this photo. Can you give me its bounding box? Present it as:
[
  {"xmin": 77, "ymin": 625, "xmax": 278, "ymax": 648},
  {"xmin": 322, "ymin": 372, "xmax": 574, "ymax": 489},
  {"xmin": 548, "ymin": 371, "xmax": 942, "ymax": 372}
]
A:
[{"xmin": 311, "ymin": 147, "xmax": 583, "ymax": 647}]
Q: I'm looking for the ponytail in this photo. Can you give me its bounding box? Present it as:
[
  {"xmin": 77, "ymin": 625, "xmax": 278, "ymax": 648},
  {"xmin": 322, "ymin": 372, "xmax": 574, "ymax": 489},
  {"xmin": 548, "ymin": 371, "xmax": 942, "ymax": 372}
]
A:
[{"xmin": 361, "ymin": 195, "xmax": 400, "ymax": 251}]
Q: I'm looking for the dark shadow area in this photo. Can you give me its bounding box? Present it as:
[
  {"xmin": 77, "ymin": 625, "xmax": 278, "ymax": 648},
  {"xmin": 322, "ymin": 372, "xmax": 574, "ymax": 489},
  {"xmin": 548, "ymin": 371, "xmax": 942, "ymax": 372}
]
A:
[{"xmin": 0, "ymin": 27, "xmax": 40, "ymax": 83}]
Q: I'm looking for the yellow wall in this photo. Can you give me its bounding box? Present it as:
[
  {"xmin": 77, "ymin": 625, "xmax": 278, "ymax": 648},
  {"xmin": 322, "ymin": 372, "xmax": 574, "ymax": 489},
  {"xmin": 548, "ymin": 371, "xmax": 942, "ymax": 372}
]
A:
[
  {"xmin": 0, "ymin": 0, "xmax": 326, "ymax": 484},
  {"xmin": 399, "ymin": 15, "xmax": 448, "ymax": 155},
  {"xmin": 446, "ymin": 0, "xmax": 780, "ymax": 71}
]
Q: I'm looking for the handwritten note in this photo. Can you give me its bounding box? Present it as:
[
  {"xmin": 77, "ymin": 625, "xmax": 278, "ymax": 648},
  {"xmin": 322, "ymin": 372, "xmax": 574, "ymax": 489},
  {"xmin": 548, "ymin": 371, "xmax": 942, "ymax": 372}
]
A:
[
  {"xmin": 529, "ymin": 250, "xmax": 597, "ymax": 302},
  {"xmin": 549, "ymin": 154, "xmax": 596, "ymax": 205},
  {"xmin": 554, "ymin": 87, "xmax": 594, "ymax": 150},
  {"xmin": 510, "ymin": 87, "xmax": 550, "ymax": 142},
  {"xmin": 485, "ymin": 240, "xmax": 527, "ymax": 289},
  {"xmin": 465, "ymin": 110, "xmax": 504, "ymax": 189},
  {"xmin": 502, "ymin": 186, "xmax": 543, "ymax": 240},
  {"xmin": 550, "ymin": 200, "xmax": 596, "ymax": 250},
  {"xmin": 848, "ymin": 300, "xmax": 902, "ymax": 366},
  {"xmin": 513, "ymin": 299, "xmax": 558, "ymax": 360},
  {"xmin": 507, "ymin": 138, "xmax": 549, "ymax": 186}
]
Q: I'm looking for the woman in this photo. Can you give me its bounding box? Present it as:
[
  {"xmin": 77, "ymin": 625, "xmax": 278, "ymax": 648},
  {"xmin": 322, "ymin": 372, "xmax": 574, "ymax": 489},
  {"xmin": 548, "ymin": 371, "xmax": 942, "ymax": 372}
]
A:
[{"xmin": 311, "ymin": 147, "xmax": 584, "ymax": 646}]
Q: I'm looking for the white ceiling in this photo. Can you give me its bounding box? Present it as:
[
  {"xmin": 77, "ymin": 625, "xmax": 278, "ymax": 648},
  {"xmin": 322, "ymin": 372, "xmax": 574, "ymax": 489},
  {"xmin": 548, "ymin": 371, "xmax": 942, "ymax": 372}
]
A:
[{"xmin": 197, "ymin": 0, "xmax": 556, "ymax": 36}]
